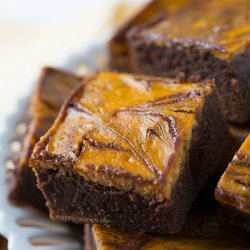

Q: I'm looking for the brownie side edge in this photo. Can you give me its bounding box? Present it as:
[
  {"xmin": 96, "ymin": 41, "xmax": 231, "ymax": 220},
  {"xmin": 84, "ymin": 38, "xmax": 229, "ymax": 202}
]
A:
[
  {"xmin": 33, "ymin": 163, "xmax": 194, "ymax": 234},
  {"xmin": 127, "ymin": 29, "xmax": 250, "ymax": 124},
  {"xmin": 189, "ymin": 87, "xmax": 229, "ymax": 187}
]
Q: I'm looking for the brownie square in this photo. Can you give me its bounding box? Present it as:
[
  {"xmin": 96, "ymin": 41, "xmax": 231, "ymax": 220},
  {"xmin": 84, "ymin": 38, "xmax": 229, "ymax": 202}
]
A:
[
  {"xmin": 8, "ymin": 67, "xmax": 81, "ymax": 209},
  {"xmin": 128, "ymin": 0, "xmax": 250, "ymax": 123},
  {"xmin": 86, "ymin": 214, "xmax": 250, "ymax": 250},
  {"xmin": 215, "ymin": 134, "xmax": 250, "ymax": 232},
  {"xmin": 30, "ymin": 72, "xmax": 228, "ymax": 233},
  {"xmin": 109, "ymin": 0, "xmax": 193, "ymax": 72}
]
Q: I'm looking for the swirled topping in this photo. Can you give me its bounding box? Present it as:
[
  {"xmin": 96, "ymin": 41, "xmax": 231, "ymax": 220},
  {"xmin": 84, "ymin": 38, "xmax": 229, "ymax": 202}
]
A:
[
  {"xmin": 46, "ymin": 72, "xmax": 210, "ymax": 196},
  {"xmin": 92, "ymin": 214, "xmax": 250, "ymax": 250},
  {"xmin": 216, "ymin": 134, "xmax": 250, "ymax": 213},
  {"xmin": 144, "ymin": 0, "xmax": 250, "ymax": 59}
]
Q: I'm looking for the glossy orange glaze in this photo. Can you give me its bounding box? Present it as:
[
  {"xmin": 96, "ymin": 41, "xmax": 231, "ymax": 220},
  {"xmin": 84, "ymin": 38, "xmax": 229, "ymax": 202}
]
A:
[
  {"xmin": 92, "ymin": 213, "xmax": 250, "ymax": 250},
  {"xmin": 47, "ymin": 72, "xmax": 211, "ymax": 197},
  {"xmin": 145, "ymin": 0, "xmax": 250, "ymax": 59},
  {"xmin": 216, "ymin": 134, "xmax": 250, "ymax": 213}
]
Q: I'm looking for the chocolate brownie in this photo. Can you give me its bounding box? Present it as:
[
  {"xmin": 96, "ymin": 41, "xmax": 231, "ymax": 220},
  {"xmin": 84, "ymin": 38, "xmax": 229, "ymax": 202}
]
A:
[
  {"xmin": 8, "ymin": 67, "xmax": 82, "ymax": 209},
  {"xmin": 30, "ymin": 72, "xmax": 229, "ymax": 233},
  {"xmin": 215, "ymin": 134, "xmax": 250, "ymax": 232},
  {"xmin": 86, "ymin": 214, "xmax": 250, "ymax": 250},
  {"xmin": 109, "ymin": 0, "xmax": 194, "ymax": 71},
  {"xmin": 191, "ymin": 124, "xmax": 250, "ymax": 214},
  {"xmin": 128, "ymin": 0, "xmax": 250, "ymax": 123}
]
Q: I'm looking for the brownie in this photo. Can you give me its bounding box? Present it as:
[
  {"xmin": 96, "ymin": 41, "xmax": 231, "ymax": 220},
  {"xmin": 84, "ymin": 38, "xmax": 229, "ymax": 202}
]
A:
[
  {"xmin": 109, "ymin": 0, "xmax": 194, "ymax": 71},
  {"xmin": 191, "ymin": 125, "xmax": 250, "ymax": 214},
  {"xmin": 86, "ymin": 214, "xmax": 250, "ymax": 250},
  {"xmin": 8, "ymin": 67, "xmax": 82, "ymax": 209},
  {"xmin": 215, "ymin": 134, "xmax": 250, "ymax": 232},
  {"xmin": 30, "ymin": 72, "xmax": 229, "ymax": 234},
  {"xmin": 128, "ymin": 0, "xmax": 250, "ymax": 123}
]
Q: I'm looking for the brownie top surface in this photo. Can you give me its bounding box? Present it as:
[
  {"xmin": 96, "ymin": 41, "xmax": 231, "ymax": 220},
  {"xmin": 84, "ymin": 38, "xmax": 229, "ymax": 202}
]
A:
[
  {"xmin": 91, "ymin": 213, "xmax": 250, "ymax": 250},
  {"xmin": 34, "ymin": 72, "xmax": 213, "ymax": 197},
  {"xmin": 216, "ymin": 134, "xmax": 250, "ymax": 213},
  {"xmin": 139, "ymin": 0, "xmax": 250, "ymax": 58},
  {"xmin": 111, "ymin": 0, "xmax": 192, "ymax": 41},
  {"xmin": 30, "ymin": 67, "xmax": 81, "ymax": 116}
]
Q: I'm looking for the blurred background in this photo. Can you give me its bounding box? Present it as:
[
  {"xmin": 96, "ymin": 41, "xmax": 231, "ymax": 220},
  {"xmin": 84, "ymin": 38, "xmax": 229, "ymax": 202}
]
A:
[{"xmin": 0, "ymin": 0, "xmax": 146, "ymax": 135}]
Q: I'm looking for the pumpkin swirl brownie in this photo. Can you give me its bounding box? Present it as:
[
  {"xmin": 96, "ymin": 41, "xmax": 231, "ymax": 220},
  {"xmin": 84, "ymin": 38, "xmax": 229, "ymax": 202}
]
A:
[
  {"xmin": 85, "ymin": 214, "xmax": 250, "ymax": 250},
  {"xmin": 30, "ymin": 72, "xmax": 228, "ymax": 233},
  {"xmin": 109, "ymin": 0, "xmax": 193, "ymax": 71},
  {"xmin": 128, "ymin": 0, "xmax": 250, "ymax": 123},
  {"xmin": 215, "ymin": 134, "xmax": 250, "ymax": 232},
  {"xmin": 8, "ymin": 67, "xmax": 82, "ymax": 209}
]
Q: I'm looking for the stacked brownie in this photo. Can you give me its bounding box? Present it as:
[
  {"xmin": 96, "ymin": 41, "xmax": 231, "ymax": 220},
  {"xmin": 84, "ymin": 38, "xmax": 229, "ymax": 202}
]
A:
[
  {"xmin": 30, "ymin": 72, "xmax": 228, "ymax": 234},
  {"xmin": 109, "ymin": 0, "xmax": 193, "ymax": 71},
  {"xmin": 86, "ymin": 214, "xmax": 250, "ymax": 250},
  {"xmin": 215, "ymin": 135, "xmax": 250, "ymax": 232},
  {"xmin": 8, "ymin": 67, "xmax": 81, "ymax": 209},
  {"xmin": 127, "ymin": 0, "xmax": 250, "ymax": 123},
  {"xmin": 7, "ymin": 0, "xmax": 250, "ymax": 249}
]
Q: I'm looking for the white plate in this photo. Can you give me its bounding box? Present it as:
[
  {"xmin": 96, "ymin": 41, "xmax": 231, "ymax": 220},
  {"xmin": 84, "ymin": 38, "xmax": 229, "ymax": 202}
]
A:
[
  {"xmin": 0, "ymin": 37, "xmax": 109, "ymax": 250},
  {"xmin": 0, "ymin": 1, "xmax": 147, "ymax": 249}
]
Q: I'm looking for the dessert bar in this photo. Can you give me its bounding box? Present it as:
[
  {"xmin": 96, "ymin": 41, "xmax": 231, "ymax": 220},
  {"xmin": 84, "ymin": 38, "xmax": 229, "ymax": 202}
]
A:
[
  {"xmin": 109, "ymin": 0, "xmax": 193, "ymax": 71},
  {"xmin": 128, "ymin": 0, "xmax": 250, "ymax": 123},
  {"xmin": 31, "ymin": 72, "xmax": 228, "ymax": 233},
  {"xmin": 85, "ymin": 214, "xmax": 250, "ymax": 250},
  {"xmin": 8, "ymin": 67, "xmax": 81, "ymax": 209},
  {"xmin": 215, "ymin": 134, "xmax": 250, "ymax": 232}
]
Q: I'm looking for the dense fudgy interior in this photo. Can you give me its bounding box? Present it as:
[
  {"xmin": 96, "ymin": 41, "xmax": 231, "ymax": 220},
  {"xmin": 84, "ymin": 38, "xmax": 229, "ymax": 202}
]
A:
[{"xmin": 36, "ymin": 166, "xmax": 194, "ymax": 234}]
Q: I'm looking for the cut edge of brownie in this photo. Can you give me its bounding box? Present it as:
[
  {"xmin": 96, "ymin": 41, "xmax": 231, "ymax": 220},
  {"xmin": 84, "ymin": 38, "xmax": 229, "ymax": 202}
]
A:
[
  {"xmin": 126, "ymin": 17, "xmax": 250, "ymax": 124},
  {"xmin": 8, "ymin": 67, "xmax": 82, "ymax": 209},
  {"xmin": 30, "ymin": 75, "xmax": 229, "ymax": 234}
]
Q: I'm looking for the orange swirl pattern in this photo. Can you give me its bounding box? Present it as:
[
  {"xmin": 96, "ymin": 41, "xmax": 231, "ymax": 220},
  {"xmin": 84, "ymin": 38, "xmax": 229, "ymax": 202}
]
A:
[
  {"xmin": 146, "ymin": 0, "xmax": 250, "ymax": 59},
  {"xmin": 46, "ymin": 73, "xmax": 210, "ymax": 196},
  {"xmin": 216, "ymin": 134, "xmax": 250, "ymax": 213}
]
